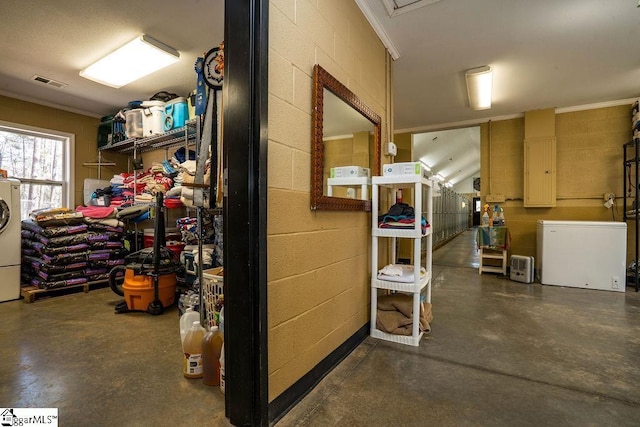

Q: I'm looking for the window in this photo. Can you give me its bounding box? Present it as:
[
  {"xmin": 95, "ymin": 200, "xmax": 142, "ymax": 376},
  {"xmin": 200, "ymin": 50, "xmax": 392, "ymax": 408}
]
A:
[{"xmin": 0, "ymin": 121, "xmax": 74, "ymax": 220}]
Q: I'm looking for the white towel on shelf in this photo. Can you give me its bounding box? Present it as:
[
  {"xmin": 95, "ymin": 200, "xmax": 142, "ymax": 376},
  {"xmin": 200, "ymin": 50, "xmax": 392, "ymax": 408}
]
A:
[
  {"xmin": 377, "ymin": 264, "xmax": 426, "ymax": 283},
  {"xmin": 378, "ymin": 264, "xmax": 403, "ymax": 276},
  {"xmin": 180, "ymin": 160, "xmax": 197, "ymax": 175}
]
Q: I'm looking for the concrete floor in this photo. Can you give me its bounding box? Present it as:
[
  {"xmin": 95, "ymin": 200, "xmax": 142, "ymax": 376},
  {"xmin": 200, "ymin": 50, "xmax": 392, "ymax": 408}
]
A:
[
  {"xmin": 2, "ymin": 229, "xmax": 640, "ymax": 426},
  {"xmin": 277, "ymin": 228, "xmax": 640, "ymax": 426},
  {"xmin": 0, "ymin": 287, "xmax": 228, "ymax": 426}
]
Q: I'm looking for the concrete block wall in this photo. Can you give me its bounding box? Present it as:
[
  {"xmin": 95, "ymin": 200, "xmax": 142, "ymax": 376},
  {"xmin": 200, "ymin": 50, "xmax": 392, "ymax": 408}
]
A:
[{"xmin": 268, "ymin": 0, "xmax": 388, "ymax": 401}]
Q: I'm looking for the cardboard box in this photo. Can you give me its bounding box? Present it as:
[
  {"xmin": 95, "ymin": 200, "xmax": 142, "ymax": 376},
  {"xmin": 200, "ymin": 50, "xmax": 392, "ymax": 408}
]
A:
[
  {"xmin": 330, "ymin": 166, "xmax": 370, "ymax": 178},
  {"xmin": 382, "ymin": 162, "xmax": 428, "ymax": 179}
]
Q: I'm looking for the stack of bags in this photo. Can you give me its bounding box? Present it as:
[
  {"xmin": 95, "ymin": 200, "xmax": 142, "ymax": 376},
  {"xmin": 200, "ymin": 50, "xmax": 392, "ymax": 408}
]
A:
[
  {"xmin": 82, "ymin": 218, "xmax": 127, "ymax": 282},
  {"xmin": 20, "ymin": 208, "xmax": 126, "ymax": 289}
]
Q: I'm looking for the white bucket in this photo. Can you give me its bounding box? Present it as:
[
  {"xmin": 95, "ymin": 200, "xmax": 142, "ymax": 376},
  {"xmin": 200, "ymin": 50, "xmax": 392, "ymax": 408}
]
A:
[{"xmin": 141, "ymin": 101, "xmax": 165, "ymax": 136}]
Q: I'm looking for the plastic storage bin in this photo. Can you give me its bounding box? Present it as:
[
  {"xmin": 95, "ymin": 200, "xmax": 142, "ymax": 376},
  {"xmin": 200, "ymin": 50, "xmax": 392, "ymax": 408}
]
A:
[
  {"xmin": 125, "ymin": 109, "xmax": 144, "ymax": 139},
  {"xmin": 98, "ymin": 114, "xmax": 126, "ymax": 148},
  {"xmin": 141, "ymin": 100, "xmax": 166, "ymax": 136},
  {"xmin": 164, "ymin": 97, "xmax": 189, "ymax": 131}
]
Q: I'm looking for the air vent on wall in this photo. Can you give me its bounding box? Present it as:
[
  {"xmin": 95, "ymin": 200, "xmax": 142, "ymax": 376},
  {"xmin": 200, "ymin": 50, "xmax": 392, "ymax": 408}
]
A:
[
  {"xmin": 382, "ymin": 0, "xmax": 442, "ymax": 17},
  {"xmin": 31, "ymin": 75, "xmax": 68, "ymax": 89}
]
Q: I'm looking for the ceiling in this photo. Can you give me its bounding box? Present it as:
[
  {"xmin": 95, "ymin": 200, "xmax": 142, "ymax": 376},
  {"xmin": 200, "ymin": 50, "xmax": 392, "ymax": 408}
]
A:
[
  {"xmin": 0, "ymin": 0, "xmax": 224, "ymax": 117},
  {"xmin": 358, "ymin": 0, "xmax": 640, "ymax": 187},
  {"xmin": 413, "ymin": 126, "xmax": 480, "ymax": 187},
  {"xmin": 0, "ymin": 0, "xmax": 638, "ymax": 189}
]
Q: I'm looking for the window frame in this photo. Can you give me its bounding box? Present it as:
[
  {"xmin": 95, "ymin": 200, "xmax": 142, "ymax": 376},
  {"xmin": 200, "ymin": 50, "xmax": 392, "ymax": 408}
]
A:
[{"xmin": 0, "ymin": 120, "xmax": 75, "ymax": 213}]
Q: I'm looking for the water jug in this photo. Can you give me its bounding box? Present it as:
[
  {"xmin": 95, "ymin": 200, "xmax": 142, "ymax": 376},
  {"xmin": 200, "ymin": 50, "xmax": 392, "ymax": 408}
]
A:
[{"xmin": 179, "ymin": 307, "xmax": 200, "ymax": 344}]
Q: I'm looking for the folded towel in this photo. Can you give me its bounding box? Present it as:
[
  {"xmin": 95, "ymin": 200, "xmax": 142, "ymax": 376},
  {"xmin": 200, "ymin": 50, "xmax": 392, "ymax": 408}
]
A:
[
  {"xmin": 180, "ymin": 160, "xmax": 197, "ymax": 174},
  {"xmin": 181, "ymin": 172, "xmax": 195, "ymax": 184},
  {"xmin": 379, "ymin": 264, "xmax": 403, "ymax": 276},
  {"xmin": 376, "ymin": 293, "xmax": 433, "ymax": 336},
  {"xmin": 75, "ymin": 205, "xmax": 115, "ymax": 219},
  {"xmin": 377, "ymin": 264, "xmax": 426, "ymax": 283},
  {"xmin": 166, "ymin": 186, "xmax": 183, "ymax": 197},
  {"xmin": 181, "ymin": 187, "xmax": 194, "ymax": 200}
]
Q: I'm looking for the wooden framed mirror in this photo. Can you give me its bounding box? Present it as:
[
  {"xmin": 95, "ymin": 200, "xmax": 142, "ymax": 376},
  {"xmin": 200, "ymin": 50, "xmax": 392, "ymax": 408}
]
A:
[{"xmin": 311, "ymin": 64, "xmax": 381, "ymax": 211}]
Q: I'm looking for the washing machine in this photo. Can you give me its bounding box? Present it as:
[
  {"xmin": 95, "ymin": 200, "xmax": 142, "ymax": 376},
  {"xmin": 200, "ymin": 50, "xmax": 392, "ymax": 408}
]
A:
[{"xmin": 0, "ymin": 178, "xmax": 21, "ymax": 302}]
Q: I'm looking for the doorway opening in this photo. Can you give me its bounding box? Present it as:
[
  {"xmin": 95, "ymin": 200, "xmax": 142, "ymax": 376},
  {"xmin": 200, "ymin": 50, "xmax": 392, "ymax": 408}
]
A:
[{"xmin": 411, "ymin": 126, "xmax": 480, "ymax": 268}]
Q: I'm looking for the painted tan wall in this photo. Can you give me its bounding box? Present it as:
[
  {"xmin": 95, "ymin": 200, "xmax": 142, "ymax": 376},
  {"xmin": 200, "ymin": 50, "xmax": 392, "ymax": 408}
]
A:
[
  {"xmin": 268, "ymin": 0, "xmax": 388, "ymax": 401},
  {"xmin": 481, "ymin": 104, "xmax": 629, "ymax": 258},
  {"xmin": 0, "ymin": 95, "xmax": 128, "ymax": 207},
  {"xmin": 323, "ymin": 132, "xmax": 370, "ymax": 198}
]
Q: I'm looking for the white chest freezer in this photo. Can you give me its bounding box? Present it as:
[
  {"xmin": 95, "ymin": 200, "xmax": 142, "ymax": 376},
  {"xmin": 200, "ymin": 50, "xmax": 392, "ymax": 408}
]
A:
[{"xmin": 536, "ymin": 220, "xmax": 626, "ymax": 292}]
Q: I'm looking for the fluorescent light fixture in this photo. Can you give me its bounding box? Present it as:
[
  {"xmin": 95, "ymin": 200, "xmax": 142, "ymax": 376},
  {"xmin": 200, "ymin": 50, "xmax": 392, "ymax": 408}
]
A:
[
  {"xmin": 80, "ymin": 35, "xmax": 179, "ymax": 88},
  {"xmin": 465, "ymin": 65, "xmax": 493, "ymax": 110},
  {"xmin": 435, "ymin": 174, "xmax": 445, "ymax": 182}
]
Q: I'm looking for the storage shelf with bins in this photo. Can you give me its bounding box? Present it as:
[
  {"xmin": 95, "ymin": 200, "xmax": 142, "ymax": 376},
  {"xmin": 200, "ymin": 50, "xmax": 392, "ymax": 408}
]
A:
[
  {"xmin": 99, "ymin": 115, "xmax": 219, "ymax": 323},
  {"xmin": 99, "ymin": 119, "xmax": 198, "ymax": 154},
  {"xmin": 97, "ymin": 115, "xmax": 203, "ymax": 261},
  {"xmin": 98, "ymin": 117, "xmax": 202, "ymax": 203},
  {"xmin": 370, "ymin": 174, "xmax": 433, "ymax": 347}
]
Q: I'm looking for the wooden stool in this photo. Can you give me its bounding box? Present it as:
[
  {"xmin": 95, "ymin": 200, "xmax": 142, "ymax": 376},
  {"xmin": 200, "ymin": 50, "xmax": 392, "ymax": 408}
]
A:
[{"xmin": 478, "ymin": 246, "xmax": 507, "ymax": 275}]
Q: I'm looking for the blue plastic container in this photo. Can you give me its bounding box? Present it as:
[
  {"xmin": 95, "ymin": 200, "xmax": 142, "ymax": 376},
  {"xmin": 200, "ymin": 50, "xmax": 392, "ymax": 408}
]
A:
[{"xmin": 164, "ymin": 97, "xmax": 189, "ymax": 131}]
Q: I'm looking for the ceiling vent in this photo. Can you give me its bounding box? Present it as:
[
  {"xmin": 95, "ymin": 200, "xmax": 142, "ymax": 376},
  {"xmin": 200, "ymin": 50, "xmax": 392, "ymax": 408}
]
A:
[
  {"xmin": 382, "ymin": 0, "xmax": 442, "ymax": 17},
  {"xmin": 31, "ymin": 75, "xmax": 68, "ymax": 89}
]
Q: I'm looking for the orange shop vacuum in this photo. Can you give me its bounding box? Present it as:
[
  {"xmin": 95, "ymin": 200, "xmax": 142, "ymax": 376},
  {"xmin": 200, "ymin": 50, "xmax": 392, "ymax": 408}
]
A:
[{"xmin": 108, "ymin": 193, "xmax": 183, "ymax": 315}]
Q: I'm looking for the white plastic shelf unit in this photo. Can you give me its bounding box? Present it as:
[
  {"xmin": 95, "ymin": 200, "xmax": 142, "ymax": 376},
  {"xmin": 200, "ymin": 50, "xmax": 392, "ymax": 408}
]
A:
[
  {"xmin": 371, "ymin": 174, "xmax": 433, "ymax": 347},
  {"xmin": 326, "ymin": 176, "xmax": 371, "ymax": 200}
]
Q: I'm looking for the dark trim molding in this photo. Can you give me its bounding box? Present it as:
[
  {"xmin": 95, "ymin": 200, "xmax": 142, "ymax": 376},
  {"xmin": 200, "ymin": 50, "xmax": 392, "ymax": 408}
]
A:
[
  {"xmin": 268, "ymin": 324, "xmax": 369, "ymax": 424},
  {"xmin": 223, "ymin": 0, "xmax": 269, "ymax": 425}
]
